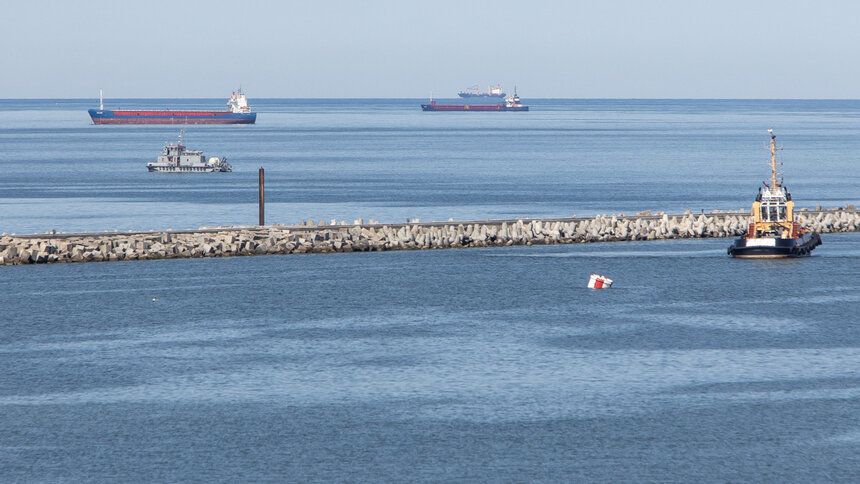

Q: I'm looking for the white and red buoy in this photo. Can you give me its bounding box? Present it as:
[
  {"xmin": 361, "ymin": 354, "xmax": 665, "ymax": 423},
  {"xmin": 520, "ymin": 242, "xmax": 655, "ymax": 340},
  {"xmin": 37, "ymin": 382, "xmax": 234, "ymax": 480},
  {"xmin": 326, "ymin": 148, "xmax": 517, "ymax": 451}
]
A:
[{"xmin": 588, "ymin": 273, "xmax": 613, "ymax": 289}]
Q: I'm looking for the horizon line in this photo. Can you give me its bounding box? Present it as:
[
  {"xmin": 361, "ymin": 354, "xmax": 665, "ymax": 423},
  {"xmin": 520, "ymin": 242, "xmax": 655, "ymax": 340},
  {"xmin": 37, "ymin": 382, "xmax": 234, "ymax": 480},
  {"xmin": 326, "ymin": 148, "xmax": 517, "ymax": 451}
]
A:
[{"xmin": 5, "ymin": 96, "xmax": 860, "ymax": 101}]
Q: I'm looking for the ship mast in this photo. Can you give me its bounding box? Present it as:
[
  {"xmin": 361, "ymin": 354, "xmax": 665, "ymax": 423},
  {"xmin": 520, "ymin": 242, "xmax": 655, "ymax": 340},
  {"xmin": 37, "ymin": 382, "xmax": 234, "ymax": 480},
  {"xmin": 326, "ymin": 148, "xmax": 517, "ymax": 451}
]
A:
[
  {"xmin": 99, "ymin": 89, "xmax": 103, "ymax": 111},
  {"xmin": 767, "ymin": 129, "xmax": 782, "ymax": 189}
]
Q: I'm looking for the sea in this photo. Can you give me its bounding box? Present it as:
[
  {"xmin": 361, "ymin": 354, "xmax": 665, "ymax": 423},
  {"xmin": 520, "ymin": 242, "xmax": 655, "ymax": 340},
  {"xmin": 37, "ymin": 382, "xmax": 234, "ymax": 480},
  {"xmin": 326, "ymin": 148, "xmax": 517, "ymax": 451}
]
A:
[{"xmin": 0, "ymin": 98, "xmax": 858, "ymax": 482}]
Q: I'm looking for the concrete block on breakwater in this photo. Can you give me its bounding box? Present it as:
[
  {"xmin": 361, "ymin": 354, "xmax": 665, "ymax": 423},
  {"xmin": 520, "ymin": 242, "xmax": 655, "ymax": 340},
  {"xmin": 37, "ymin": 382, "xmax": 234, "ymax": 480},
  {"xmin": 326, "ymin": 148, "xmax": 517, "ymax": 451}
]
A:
[{"xmin": 1, "ymin": 207, "xmax": 858, "ymax": 266}]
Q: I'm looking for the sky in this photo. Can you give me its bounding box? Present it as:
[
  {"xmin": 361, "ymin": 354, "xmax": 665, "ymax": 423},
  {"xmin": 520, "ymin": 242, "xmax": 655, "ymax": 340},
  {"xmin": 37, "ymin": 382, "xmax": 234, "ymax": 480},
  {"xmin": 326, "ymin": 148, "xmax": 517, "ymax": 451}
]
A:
[{"xmin": 3, "ymin": 0, "xmax": 860, "ymax": 98}]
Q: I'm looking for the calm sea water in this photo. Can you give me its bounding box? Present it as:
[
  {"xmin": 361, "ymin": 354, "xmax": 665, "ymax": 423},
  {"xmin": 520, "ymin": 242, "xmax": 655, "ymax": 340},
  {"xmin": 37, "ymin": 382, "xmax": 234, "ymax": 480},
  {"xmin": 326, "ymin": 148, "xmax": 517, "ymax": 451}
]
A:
[
  {"xmin": 1, "ymin": 98, "xmax": 858, "ymax": 233},
  {"xmin": 0, "ymin": 99, "xmax": 858, "ymax": 482}
]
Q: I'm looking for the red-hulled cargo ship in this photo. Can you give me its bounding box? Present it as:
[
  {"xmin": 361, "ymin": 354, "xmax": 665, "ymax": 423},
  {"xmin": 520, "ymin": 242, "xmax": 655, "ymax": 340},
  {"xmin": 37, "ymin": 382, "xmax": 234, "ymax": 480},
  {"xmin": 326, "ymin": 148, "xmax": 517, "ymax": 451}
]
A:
[
  {"xmin": 88, "ymin": 89, "xmax": 256, "ymax": 125},
  {"xmin": 421, "ymin": 89, "xmax": 528, "ymax": 112}
]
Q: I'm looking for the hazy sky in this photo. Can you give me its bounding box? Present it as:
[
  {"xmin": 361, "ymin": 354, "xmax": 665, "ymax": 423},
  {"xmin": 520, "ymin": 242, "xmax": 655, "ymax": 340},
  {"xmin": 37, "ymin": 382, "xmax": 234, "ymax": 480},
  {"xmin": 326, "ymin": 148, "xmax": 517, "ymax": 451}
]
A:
[{"xmin": 3, "ymin": 0, "xmax": 860, "ymax": 98}]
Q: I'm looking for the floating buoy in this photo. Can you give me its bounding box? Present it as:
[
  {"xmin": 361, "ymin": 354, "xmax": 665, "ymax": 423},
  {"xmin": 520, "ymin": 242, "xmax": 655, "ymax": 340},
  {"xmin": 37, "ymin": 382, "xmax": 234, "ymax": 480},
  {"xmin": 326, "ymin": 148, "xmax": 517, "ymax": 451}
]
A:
[{"xmin": 588, "ymin": 274, "xmax": 613, "ymax": 289}]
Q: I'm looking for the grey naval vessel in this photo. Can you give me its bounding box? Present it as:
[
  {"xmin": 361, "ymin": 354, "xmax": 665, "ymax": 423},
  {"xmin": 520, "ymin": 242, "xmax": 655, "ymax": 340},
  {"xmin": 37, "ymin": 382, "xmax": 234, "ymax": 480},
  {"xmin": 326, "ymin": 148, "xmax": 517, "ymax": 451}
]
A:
[{"xmin": 147, "ymin": 131, "xmax": 232, "ymax": 173}]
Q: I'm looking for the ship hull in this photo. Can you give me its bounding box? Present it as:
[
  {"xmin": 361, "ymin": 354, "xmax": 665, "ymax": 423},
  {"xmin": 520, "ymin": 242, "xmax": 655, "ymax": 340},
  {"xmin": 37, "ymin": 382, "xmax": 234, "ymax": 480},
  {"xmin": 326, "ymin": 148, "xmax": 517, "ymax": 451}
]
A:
[
  {"xmin": 421, "ymin": 104, "xmax": 528, "ymax": 112},
  {"xmin": 147, "ymin": 165, "xmax": 230, "ymax": 173},
  {"xmin": 728, "ymin": 232, "xmax": 822, "ymax": 258},
  {"xmin": 89, "ymin": 109, "xmax": 256, "ymax": 125}
]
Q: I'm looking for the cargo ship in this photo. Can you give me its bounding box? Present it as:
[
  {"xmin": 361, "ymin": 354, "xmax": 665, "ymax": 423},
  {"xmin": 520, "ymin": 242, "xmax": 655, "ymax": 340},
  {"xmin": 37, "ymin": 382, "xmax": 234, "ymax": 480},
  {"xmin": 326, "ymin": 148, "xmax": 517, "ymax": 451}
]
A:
[
  {"xmin": 458, "ymin": 84, "xmax": 506, "ymax": 98},
  {"xmin": 88, "ymin": 89, "xmax": 256, "ymax": 125},
  {"xmin": 727, "ymin": 130, "xmax": 821, "ymax": 258},
  {"xmin": 422, "ymin": 89, "xmax": 528, "ymax": 112}
]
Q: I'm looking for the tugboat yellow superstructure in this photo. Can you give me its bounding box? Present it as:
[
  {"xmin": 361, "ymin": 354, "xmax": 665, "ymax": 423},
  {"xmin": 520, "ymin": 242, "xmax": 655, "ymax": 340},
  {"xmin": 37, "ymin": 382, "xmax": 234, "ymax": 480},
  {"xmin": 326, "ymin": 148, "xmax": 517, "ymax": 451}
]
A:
[{"xmin": 728, "ymin": 130, "xmax": 822, "ymax": 258}]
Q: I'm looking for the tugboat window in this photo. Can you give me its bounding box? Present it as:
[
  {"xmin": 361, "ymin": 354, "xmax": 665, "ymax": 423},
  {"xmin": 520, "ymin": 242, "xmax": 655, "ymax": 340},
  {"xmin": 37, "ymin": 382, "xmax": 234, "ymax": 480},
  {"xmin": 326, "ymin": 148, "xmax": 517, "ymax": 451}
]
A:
[{"xmin": 760, "ymin": 203, "xmax": 786, "ymax": 222}]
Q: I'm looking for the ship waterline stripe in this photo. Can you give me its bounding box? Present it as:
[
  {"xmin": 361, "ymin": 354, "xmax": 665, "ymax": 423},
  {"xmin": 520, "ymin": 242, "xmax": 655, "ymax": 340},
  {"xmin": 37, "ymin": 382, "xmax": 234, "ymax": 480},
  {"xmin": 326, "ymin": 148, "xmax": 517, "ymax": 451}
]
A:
[
  {"xmin": 743, "ymin": 239, "xmax": 778, "ymax": 247},
  {"xmin": 88, "ymin": 109, "xmax": 256, "ymax": 124}
]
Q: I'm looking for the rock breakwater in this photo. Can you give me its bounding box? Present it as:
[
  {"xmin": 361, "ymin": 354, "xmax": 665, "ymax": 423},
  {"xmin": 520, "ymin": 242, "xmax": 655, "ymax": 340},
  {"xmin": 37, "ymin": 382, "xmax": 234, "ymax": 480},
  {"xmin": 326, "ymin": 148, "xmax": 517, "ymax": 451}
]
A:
[{"xmin": 1, "ymin": 208, "xmax": 857, "ymax": 266}]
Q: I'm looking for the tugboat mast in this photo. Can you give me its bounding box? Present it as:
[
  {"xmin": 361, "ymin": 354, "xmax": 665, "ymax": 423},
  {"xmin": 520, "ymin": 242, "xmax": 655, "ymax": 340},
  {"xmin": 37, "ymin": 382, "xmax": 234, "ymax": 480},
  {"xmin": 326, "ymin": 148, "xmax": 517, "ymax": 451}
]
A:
[{"xmin": 767, "ymin": 129, "xmax": 782, "ymax": 189}]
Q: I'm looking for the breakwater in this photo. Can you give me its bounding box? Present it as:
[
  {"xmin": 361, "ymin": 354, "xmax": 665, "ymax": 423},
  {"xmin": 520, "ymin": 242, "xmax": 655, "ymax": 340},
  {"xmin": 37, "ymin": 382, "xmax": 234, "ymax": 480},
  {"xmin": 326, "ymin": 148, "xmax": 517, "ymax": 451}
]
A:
[{"xmin": 1, "ymin": 208, "xmax": 857, "ymax": 266}]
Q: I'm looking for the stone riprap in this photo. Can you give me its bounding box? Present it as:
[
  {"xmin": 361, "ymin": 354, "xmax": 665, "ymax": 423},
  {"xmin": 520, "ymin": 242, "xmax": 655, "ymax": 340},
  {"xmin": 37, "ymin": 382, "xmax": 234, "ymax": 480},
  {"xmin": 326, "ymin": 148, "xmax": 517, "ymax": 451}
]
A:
[{"xmin": 1, "ymin": 208, "xmax": 857, "ymax": 266}]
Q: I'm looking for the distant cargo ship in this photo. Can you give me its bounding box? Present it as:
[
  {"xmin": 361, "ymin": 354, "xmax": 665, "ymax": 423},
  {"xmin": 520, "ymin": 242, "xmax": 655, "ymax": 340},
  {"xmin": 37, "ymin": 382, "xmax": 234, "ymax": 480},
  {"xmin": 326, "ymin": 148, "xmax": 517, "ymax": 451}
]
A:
[
  {"xmin": 88, "ymin": 89, "xmax": 256, "ymax": 125},
  {"xmin": 422, "ymin": 89, "xmax": 528, "ymax": 112},
  {"xmin": 458, "ymin": 84, "xmax": 506, "ymax": 98}
]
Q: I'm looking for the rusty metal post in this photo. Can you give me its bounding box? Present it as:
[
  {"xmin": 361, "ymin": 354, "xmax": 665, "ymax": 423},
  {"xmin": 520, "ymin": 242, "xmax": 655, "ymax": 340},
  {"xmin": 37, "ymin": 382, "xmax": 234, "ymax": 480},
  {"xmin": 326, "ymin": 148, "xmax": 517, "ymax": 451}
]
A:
[{"xmin": 258, "ymin": 167, "xmax": 265, "ymax": 226}]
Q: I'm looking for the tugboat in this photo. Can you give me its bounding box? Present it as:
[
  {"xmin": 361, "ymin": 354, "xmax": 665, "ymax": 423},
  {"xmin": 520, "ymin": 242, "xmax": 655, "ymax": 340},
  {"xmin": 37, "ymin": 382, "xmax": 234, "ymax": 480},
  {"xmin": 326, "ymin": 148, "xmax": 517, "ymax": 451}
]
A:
[
  {"xmin": 146, "ymin": 131, "xmax": 232, "ymax": 173},
  {"xmin": 728, "ymin": 130, "xmax": 821, "ymax": 258}
]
